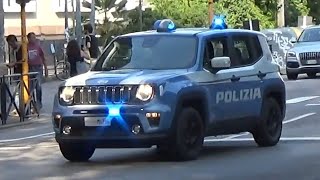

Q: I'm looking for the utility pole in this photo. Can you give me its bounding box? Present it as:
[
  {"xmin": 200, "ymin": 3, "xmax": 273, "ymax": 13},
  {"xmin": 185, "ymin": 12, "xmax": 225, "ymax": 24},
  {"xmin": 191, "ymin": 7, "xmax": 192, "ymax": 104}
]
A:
[
  {"xmin": 90, "ymin": 0, "xmax": 95, "ymax": 33},
  {"xmin": 0, "ymin": 0, "xmax": 4, "ymax": 64},
  {"xmin": 277, "ymin": 0, "xmax": 285, "ymax": 27},
  {"xmin": 16, "ymin": 0, "xmax": 31, "ymax": 117},
  {"xmin": 208, "ymin": 0, "xmax": 214, "ymax": 25},
  {"xmin": 71, "ymin": 0, "xmax": 75, "ymax": 36},
  {"xmin": 64, "ymin": 0, "xmax": 68, "ymax": 30},
  {"xmin": 138, "ymin": 0, "xmax": 143, "ymax": 31},
  {"xmin": 75, "ymin": 0, "xmax": 82, "ymax": 46}
]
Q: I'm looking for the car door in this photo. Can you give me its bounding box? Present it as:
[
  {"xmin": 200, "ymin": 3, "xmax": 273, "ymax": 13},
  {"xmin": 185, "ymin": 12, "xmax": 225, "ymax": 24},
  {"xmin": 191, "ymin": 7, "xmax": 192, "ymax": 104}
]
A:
[
  {"xmin": 200, "ymin": 34, "xmax": 244, "ymax": 123},
  {"xmin": 225, "ymin": 33, "xmax": 264, "ymax": 120},
  {"xmin": 199, "ymin": 33, "xmax": 264, "ymax": 130}
]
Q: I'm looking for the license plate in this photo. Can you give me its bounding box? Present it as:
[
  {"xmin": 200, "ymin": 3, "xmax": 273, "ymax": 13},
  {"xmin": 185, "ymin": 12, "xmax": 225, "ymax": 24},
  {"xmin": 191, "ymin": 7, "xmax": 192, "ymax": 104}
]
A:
[
  {"xmin": 84, "ymin": 117, "xmax": 111, "ymax": 127},
  {"xmin": 307, "ymin": 60, "xmax": 317, "ymax": 64}
]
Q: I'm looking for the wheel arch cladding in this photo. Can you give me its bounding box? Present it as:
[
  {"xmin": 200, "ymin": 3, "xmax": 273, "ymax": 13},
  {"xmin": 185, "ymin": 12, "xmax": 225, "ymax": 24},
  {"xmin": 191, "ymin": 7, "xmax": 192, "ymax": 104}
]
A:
[
  {"xmin": 175, "ymin": 88, "xmax": 209, "ymax": 129},
  {"xmin": 264, "ymin": 88, "xmax": 286, "ymax": 119}
]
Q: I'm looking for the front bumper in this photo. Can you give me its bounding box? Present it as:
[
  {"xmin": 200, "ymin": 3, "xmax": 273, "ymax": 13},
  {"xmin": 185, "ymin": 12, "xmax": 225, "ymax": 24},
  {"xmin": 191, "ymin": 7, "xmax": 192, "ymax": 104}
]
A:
[
  {"xmin": 52, "ymin": 98, "xmax": 173, "ymax": 148},
  {"xmin": 286, "ymin": 61, "xmax": 320, "ymax": 74}
]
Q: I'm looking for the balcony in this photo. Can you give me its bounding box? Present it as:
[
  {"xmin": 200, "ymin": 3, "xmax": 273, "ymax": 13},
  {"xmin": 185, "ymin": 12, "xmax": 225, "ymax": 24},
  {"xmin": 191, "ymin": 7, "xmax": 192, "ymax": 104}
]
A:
[
  {"xmin": 4, "ymin": 0, "xmax": 37, "ymax": 12},
  {"xmin": 52, "ymin": 0, "xmax": 91, "ymax": 13}
]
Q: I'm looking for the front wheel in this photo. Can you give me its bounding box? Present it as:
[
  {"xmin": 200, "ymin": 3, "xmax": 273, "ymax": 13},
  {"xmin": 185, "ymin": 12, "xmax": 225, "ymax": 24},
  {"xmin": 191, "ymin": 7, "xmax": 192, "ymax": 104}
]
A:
[
  {"xmin": 286, "ymin": 72, "xmax": 298, "ymax": 80},
  {"xmin": 307, "ymin": 72, "xmax": 317, "ymax": 78},
  {"xmin": 59, "ymin": 143, "xmax": 95, "ymax": 162},
  {"xmin": 252, "ymin": 98, "xmax": 283, "ymax": 147},
  {"xmin": 167, "ymin": 107, "xmax": 205, "ymax": 161}
]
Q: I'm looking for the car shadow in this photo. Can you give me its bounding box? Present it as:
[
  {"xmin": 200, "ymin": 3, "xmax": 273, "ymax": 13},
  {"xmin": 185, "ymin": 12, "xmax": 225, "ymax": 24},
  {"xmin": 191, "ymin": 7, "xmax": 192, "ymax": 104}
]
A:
[{"xmin": 59, "ymin": 141, "xmax": 271, "ymax": 166}]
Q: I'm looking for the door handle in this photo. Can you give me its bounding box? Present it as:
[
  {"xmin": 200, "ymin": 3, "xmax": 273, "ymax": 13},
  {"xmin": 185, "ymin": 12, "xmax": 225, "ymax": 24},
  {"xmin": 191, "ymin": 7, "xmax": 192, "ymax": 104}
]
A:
[
  {"xmin": 257, "ymin": 71, "xmax": 266, "ymax": 79},
  {"xmin": 231, "ymin": 75, "xmax": 240, "ymax": 82}
]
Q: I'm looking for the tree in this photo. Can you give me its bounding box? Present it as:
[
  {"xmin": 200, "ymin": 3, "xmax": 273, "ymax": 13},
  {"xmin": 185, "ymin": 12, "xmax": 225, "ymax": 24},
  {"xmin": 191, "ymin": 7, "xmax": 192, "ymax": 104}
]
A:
[
  {"xmin": 215, "ymin": 0, "xmax": 275, "ymax": 29},
  {"xmin": 307, "ymin": 0, "xmax": 320, "ymax": 24}
]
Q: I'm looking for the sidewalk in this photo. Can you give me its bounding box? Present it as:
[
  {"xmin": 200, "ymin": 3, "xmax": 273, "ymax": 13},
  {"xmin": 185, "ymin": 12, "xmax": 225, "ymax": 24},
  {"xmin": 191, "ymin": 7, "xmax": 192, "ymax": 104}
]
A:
[{"xmin": 0, "ymin": 79, "xmax": 62, "ymax": 129}]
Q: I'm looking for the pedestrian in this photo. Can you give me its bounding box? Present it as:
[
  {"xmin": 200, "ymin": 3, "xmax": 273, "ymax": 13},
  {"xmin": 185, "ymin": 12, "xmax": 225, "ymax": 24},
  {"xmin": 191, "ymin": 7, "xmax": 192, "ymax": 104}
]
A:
[
  {"xmin": 83, "ymin": 23, "xmax": 99, "ymax": 66},
  {"xmin": 66, "ymin": 39, "xmax": 90, "ymax": 77},
  {"xmin": 5, "ymin": 34, "xmax": 22, "ymax": 116},
  {"xmin": 27, "ymin": 32, "xmax": 48, "ymax": 109},
  {"xmin": 6, "ymin": 34, "xmax": 22, "ymax": 79}
]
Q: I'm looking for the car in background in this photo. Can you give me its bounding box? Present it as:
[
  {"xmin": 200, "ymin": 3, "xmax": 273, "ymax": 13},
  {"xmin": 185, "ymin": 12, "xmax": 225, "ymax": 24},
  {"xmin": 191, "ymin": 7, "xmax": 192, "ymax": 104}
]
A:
[{"xmin": 286, "ymin": 26, "xmax": 320, "ymax": 80}]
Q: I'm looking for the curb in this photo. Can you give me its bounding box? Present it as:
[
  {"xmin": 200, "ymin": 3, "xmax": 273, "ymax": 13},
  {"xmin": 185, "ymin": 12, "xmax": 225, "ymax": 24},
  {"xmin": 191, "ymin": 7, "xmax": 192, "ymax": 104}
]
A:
[{"xmin": 0, "ymin": 116, "xmax": 51, "ymax": 130}]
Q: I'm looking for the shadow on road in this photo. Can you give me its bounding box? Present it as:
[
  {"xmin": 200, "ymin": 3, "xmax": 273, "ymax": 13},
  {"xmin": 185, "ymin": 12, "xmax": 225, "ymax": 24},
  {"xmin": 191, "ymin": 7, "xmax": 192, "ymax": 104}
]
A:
[{"xmin": 58, "ymin": 141, "xmax": 268, "ymax": 166}]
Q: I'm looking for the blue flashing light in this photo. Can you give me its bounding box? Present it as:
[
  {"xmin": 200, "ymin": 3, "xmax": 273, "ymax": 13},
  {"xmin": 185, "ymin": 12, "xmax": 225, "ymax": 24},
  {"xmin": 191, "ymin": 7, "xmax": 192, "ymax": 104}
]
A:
[
  {"xmin": 107, "ymin": 104, "xmax": 121, "ymax": 118},
  {"xmin": 153, "ymin": 20, "xmax": 162, "ymax": 30},
  {"xmin": 210, "ymin": 15, "xmax": 228, "ymax": 30},
  {"xmin": 153, "ymin": 19, "xmax": 176, "ymax": 32}
]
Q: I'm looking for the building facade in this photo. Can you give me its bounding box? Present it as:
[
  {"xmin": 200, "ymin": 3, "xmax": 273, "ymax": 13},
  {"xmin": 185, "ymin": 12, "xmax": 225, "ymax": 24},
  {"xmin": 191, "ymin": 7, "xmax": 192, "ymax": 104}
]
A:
[{"xmin": 4, "ymin": 0, "xmax": 91, "ymax": 38}]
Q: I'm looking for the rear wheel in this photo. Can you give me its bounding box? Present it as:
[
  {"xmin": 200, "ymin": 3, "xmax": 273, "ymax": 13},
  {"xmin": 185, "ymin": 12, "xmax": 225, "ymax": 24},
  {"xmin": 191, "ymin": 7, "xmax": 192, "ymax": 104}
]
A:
[
  {"xmin": 59, "ymin": 143, "xmax": 95, "ymax": 162},
  {"xmin": 252, "ymin": 98, "xmax": 283, "ymax": 147},
  {"xmin": 165, "ymin": 107, "xmax": 205, "ymax": 161}
]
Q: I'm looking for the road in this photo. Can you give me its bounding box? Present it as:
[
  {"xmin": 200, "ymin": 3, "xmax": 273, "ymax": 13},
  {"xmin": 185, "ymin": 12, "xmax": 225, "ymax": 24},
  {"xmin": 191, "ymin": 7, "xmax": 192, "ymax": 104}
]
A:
[{"xmin": 1, "ymin": 76, "xmax": 320, "ymax": 180}]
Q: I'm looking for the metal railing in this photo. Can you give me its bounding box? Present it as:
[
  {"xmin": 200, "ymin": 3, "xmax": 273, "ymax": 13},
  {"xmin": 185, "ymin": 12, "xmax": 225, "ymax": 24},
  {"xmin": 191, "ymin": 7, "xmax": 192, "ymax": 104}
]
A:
[{"xmin": 0, "ymin": 72, "xmax": 40, "ymax": 125}]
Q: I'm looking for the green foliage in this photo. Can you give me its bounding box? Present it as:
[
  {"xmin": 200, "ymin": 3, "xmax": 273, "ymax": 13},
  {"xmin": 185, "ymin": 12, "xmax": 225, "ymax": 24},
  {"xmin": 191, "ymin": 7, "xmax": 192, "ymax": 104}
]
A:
[
  {"xmin": 214, "ymin": 0, "xmax": 275, "ymax": 29},
  {"xmin": 307, "ymin": 0, "xmax": 320, "ymax": 24},
  {"xmin": 96, "ymin": 0, "xmax": 317, "ymax": 43}
]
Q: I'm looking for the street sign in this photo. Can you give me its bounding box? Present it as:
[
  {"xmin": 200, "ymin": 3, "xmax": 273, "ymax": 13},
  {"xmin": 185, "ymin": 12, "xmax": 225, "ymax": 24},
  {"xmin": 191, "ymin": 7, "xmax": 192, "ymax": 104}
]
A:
[{"xmin": 16, "ymin": 0, "xmax": 31, "ymax": 4}]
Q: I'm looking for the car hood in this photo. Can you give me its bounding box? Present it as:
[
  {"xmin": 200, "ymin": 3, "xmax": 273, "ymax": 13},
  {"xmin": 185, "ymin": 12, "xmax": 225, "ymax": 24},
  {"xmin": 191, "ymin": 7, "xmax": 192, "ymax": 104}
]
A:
[
  {"xmin": 63, "ymin": 69, "xmax": 189, "ymax": 86},
  {"xmin": 290, "ymin": 42, "xmax": 320, "ymax": 53}
]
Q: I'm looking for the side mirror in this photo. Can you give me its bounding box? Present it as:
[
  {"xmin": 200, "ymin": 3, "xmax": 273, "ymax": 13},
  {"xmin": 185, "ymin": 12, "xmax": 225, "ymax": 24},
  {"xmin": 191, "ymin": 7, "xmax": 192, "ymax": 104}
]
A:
[
  {"xmin": 290, "ymin": 38, "xmax": 297, "ymax": 43},
  {"xmin": 211, "ymin": 57, "xmax": 231, "ymax": 71},
  {"xmin": 50, "ymin": 44, "xmax": 55, "ymax": 54}
]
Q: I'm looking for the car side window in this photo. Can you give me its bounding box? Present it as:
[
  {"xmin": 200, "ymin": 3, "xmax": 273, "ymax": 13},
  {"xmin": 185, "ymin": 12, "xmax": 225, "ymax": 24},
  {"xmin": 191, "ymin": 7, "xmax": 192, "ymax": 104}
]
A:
[
  {"xmin": 203, "ymin": 36, "xmax": 243, "ymax": 71},
  {"xmin": 203, "ymin": 37, "xmax": 231, "ymax": 71},
  {"xmin": 231, "ymin": 35, "xmax": 263, "ymax": 66}
]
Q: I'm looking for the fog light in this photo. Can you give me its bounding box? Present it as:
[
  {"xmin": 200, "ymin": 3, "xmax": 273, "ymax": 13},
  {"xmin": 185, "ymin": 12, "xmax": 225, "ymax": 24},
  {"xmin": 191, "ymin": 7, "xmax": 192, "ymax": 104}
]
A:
[
  {"xmin": 146, "ymin": 112, "xmax": 160, "ymax": 118},
  {"xmin": 62, "ymin": 125, "xmax": 71, "ymax": 135},
  {"xmin": 132, "ymin": 124, "xmax": 141, "ymax": 135},
  {"xmin": 55, "ymin": 114, "xmax": 61, "ymax": 120}
]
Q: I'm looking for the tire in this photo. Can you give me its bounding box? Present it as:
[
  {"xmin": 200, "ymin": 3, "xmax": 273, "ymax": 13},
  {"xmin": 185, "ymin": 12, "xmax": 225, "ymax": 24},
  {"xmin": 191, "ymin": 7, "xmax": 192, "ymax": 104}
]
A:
[
  {"xmin": 59, "ymin": 143, "xmax": 95, "ymax": 162},
  {"xmin": 166, "ymin": 107, "xmax": 205, "ymax": 161},
  {"xmin": 286, "ymin": 72, "xmax": 298, "ymax": 80},
  {"xmin": 56, "ymin": 61, "xmax": 71, "ymax": 81},
  {"xmin": 307, "ymin": 72, "xmax": 317, "ymax": 78},
  {"xmin": 252, "ymin": 98, "xmax": 283, "ymax": 147}
]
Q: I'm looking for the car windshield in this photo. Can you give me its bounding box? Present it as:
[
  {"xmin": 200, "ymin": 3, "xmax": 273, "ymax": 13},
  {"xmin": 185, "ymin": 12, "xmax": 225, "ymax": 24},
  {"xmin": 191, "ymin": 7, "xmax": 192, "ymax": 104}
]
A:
[
  {"xmin": 92, "ymin": 35, "xmax": 197, "ymax": 71},
  {"xmin": 298, "ymin": 28, "xmax": 320, "ymax": 42}
]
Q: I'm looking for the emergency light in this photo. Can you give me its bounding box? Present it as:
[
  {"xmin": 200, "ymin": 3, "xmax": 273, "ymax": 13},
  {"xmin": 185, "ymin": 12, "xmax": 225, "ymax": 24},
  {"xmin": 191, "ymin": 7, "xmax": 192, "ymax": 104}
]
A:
[
  {"xmin": 153, "ymin": 19, "xmax": 176, "ymax": 32},
  {"xmin": 210, "ymin": 15, "xmax": 228, "ymax": 30}
]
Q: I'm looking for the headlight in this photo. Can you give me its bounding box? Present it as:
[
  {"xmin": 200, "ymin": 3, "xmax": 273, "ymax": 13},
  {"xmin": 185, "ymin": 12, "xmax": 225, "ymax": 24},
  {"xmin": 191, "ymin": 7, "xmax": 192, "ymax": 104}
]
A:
[
  {"xmin": 136, "ymin": 84, "xmax": 154, "ymax": 101},
  {"xmin": 286, "ymin": 51, "xmax": 296, "ymax": 58},
  {"xmin": 59, "ymin": 86, "xmax": 75, "ymax": 103}
]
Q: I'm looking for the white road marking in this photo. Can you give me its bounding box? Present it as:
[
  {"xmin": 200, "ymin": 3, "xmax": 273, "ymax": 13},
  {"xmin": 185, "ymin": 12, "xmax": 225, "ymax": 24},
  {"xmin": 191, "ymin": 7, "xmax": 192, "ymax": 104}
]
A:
[
  {"xmin": 306, "ymin": 103, "xmax": 320, "ymax": 106},
  {"xmin": 221, "ymin": 113, "xmax": 316, "ymax": 140},
  {"xmin": 0, "ymin": 146, "xmax": 32, "ymax": 151},
  {"xmin": 286, "ymin": 96, "xmax": 319, "ymax": 104},
  {"xmin": 0, "ymin": 132, "xmax": 54, "ymax": 143},
  {"xmin": 205, "ymin": 137, "xmax": 320, "ymax": 142}
]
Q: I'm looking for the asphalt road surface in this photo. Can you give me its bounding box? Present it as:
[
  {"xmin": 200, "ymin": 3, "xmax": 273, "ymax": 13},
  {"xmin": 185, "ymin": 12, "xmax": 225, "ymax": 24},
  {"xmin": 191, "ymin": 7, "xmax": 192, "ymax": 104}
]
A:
[{"xmin": 1, "ymin": 75, "xmax": 320, "ymax": 180}]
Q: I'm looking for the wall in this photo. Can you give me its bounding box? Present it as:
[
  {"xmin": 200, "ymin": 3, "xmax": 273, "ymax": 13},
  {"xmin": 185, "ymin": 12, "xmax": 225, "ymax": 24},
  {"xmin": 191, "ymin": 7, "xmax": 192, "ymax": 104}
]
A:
[
  {"xmin": 261, "ymin": 27, "xmax": 303, "ymax": 73},
  {"xmin": 4, "ymin": 0, "xmax": 87, "ymax": 36}
]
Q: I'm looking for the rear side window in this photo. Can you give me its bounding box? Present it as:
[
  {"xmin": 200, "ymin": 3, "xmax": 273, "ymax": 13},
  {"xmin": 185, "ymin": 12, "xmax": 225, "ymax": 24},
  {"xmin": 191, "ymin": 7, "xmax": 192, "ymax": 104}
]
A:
[{"xmin": 231, "ymin": 35, "xmax": 263, "ymax": 66}]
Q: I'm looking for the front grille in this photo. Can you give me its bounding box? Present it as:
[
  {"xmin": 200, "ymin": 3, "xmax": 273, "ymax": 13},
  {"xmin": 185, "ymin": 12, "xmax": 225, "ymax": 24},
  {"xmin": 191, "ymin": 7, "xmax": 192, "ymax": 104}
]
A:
[
  {"xmin": 299, "ymin": 52, "xmax": 320, "ymax": 61},
  {"xmin": 73, "ymin": 86, "xmax": 133, "ymax": 105}
]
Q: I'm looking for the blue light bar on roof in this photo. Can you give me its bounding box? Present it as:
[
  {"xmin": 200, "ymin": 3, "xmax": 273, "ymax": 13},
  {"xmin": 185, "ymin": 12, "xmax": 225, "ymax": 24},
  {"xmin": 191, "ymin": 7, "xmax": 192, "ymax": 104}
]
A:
[
  {"xmin": 210, "ymin": 14, "xmax": 228, "ymax": 30},
  {"xmin": 153, "ymin": 19, "xmax": 176, "ymax": 32}
]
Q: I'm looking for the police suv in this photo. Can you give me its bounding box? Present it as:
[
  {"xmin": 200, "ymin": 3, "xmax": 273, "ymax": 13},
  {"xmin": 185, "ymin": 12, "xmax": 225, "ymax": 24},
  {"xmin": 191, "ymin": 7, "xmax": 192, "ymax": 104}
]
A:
[{"xmin": 52, "ymin": 16, "xmax": 286, "ymax": 162}]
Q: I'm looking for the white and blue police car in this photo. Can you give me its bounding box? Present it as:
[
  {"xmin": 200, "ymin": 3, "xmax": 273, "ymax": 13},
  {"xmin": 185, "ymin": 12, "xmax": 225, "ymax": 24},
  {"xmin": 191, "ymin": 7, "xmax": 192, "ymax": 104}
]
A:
[{"xmin": 52, "ymin": 15, "xmax": 286, "ymax": 162}]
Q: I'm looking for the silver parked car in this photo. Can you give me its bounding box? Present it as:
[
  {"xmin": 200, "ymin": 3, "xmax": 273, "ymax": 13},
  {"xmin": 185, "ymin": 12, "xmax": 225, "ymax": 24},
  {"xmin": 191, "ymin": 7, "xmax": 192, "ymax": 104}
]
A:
[{"xmin": 286, "ymin": 26, "xmax": 320, "ymax": 80}]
